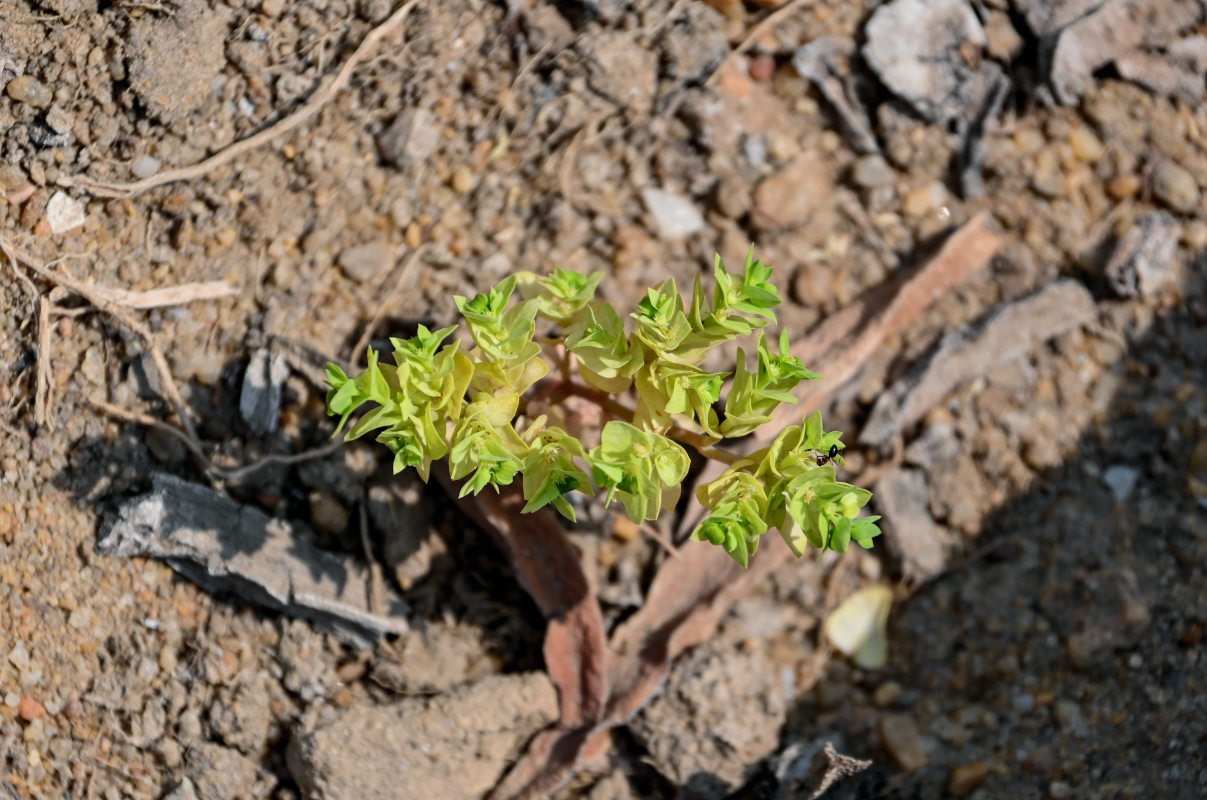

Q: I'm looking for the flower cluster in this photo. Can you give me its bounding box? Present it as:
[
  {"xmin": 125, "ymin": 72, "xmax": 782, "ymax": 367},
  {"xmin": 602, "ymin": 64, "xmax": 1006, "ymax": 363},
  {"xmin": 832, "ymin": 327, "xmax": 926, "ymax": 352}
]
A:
[{"xmin": 326, "ymin": 253, "xmax": 880, "ymax": 565}]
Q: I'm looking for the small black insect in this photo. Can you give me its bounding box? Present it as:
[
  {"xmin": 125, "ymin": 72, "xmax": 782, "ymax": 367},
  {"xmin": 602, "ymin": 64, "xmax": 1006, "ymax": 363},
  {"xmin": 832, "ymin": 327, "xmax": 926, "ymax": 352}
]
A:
[{"xmin": 815, "ymin": 444, "xmax": 839, "ymax": 467}]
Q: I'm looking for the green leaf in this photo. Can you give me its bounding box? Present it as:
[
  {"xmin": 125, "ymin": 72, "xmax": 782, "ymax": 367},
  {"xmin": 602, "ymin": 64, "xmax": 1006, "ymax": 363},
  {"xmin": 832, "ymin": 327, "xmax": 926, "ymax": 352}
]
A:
[
  {"xmin": 516, "ymin": 267, "xmax": 605, "ymax": 326},
  {"xmin": 633, "ymin": 360, "xmax": 726, "ymax": 437},
  {"xmin": 692, "ymin": 470, "xmax": 770, "ymax": 567},
  {"xmin": 565, "ymin": 301, "xmax": 639, "ymax": 392},
  {"xmin": 632, "ymin": 280, "xmax": 692, "ymax": 355},
  {"xmin": 521, "ymin": 427, "xmax": 592, "ymax": 520},
  {"xmin": 587, "ymin": 421, "xmax": 688, "ymax": 523}
]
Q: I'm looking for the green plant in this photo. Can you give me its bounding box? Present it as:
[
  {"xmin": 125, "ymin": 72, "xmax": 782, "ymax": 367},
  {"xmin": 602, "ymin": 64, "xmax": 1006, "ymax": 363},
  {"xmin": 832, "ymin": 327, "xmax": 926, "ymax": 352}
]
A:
[{"xmin": 326, "ymin": 254, "xmax": 880, "ymax": 567}]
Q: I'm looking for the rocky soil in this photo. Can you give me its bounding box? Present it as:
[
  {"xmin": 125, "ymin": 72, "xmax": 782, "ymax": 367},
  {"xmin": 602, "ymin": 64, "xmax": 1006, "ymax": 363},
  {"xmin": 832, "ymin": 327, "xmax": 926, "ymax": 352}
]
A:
[{"xmin": 1, "ymin": 0, "xmax": 1205, "ymax": 799}]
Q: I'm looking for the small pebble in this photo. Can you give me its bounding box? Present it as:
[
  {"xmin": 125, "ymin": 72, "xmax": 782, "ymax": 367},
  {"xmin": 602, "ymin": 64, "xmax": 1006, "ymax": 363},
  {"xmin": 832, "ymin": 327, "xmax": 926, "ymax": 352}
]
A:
[
  {"xmin": 46, "ymin": 191, "xmax": 85, "ymax": 234},
  {"xmin": 947, "ymin": 761, "xmax": 991, "ymax": 797},
  {"xmin": 79, "ymin": 347, "xmax": 104, "ymax": 386},
  {"xmin": 1031, "ymin": 147, "xmax": 1063, "ymax": 199},
  {"xmin": 6, "ymin": 75, "xmax": 53, "ymax": 108},
  {"xmin": 1068, "ymin": 126, "xmax": 1104, "ymax": 162},
  {"xmin": 872, "ymin": 680, "xmax": 903, "ymax": 707},
  {"xmin": 748, "ymin": 54, "xmax": 775, "ymax": 81},
  {"xmin": 1049, "ymin": 781, "xmax": 1072, "ymax": 799},
  {"xmin": 1101, "ymin": 464, "xmax": 1139, "ymax": 502},
  {"xmin": 983, "ymin": 10, "xmax": 1023, "ymax": 61},
  {"xmin": 852, "ymin": 154, "xmax": 896, "ymax": 189},
  {"xmin": 337, "ymin": 240, "xmax": 392, "ymax": 283},
  {"xmin": 640, "ymin": 187, "xmax": 705, "ymax": 240},
  {"xmin": 405, "ymin": 222, "xmax": 423, "ymax": 247},
  {"xmin": 903, "ymin": 181, "xmax": 948, "ymax": 217},
  {"xmin": 1151, "ymin": 160, "xmax": 1200, "ymax": 214},
  {"xmin": 309, "ymin": 490, "xmax": 349, "ymax": 536},
  {"xmin": 132, "ymin": 155, "xmax": 162, "ymax": 179},
  {"xmin": 1107, "ymin": 173, "xmax": 1141, "ymax": 199},
  {"xmin": 160, "ymin": 738, "xmax": 183, "ymax": 769},
  {"xmin": 1012, "ymin": 128, "xmax": 1045, "ymax": 156},
  {"xmin": 450, "ymin": 165, "xmax": 476, "ymax": 194},
  {"xmin": 44, "ymin": 105, "xmax": 73, "ymax": 136},
  {"xmin": 879, "ymin": 714, "xmax": 927, "ymax": 771},
  {"xmin": 18, "ymin": 697, "xmax": 47, "ymax": 722},
  {"xmin": 67, "ymin": 607, "xmax": 92, "ymax": 630},
  {"xmin": 0, "ymin": 164, "xmax": 27, "ymax": 191},
  {"xmin": 8, "ymin": 642, "xmax": 30, "ymax": 671}
]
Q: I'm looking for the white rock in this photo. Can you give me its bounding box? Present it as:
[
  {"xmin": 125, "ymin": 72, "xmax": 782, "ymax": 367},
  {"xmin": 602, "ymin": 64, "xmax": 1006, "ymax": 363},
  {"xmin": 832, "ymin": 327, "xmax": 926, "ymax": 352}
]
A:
[
  {"xmin": 46, "ymin": 191, "xmax": 85, "ymax": 234},
  {"xmin": 640, "ymin": 187, "xmax": 705, "ymax": 240},
  {"xmin": 131, "ymin": 155, "xmax": 162, "ymax": 179}
]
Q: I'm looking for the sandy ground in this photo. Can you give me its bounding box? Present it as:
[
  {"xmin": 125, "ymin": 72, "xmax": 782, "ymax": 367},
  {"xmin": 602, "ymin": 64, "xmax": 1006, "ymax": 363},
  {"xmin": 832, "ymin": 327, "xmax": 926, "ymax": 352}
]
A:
[{"xmin": 1, "ymin": 0, "xmax": 1205, "ymax": 798}]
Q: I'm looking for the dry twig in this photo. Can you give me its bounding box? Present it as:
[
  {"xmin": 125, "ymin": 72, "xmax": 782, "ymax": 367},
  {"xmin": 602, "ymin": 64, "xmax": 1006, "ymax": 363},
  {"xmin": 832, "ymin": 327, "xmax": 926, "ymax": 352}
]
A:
[
  {"xmin": 58, "ymin": 0, "xmax": 422, "ymax": 198},
  {"xmin": 90, "ymin": 400, "xmax": 344, "ymax": 483},
  {"xmin": 35, "ymin": 295, "xmax": 53, "ymax": 429},
  {"xmin": 6, "ymin": 241, "xmax": 202, "ymax": 444}
]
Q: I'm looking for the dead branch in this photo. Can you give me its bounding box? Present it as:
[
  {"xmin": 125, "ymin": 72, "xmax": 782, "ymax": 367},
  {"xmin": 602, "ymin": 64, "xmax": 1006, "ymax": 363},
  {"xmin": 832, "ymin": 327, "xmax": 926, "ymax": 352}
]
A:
[
  {"xmin": 82, "ymin": 280, "xmax": 238, "ymax": 310},
  {"xmin": 58, "ymin": 0, "xmax": 421, "ymax": 199}
]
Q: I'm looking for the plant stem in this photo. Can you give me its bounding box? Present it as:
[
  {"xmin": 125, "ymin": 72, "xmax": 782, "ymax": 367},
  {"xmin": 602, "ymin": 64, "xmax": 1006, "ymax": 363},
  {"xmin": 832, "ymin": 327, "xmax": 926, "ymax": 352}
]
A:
[{"xmin": 554, "ymin": 380, "xmax": 743, "ymax": 466}]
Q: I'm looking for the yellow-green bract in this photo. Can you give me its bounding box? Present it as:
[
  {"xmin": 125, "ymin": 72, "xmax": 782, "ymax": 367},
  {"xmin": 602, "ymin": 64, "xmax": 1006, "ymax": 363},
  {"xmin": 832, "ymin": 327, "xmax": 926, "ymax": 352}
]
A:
[{"xmin": 325, "ymin": 252, "xmax": 881, "ymax": 567}]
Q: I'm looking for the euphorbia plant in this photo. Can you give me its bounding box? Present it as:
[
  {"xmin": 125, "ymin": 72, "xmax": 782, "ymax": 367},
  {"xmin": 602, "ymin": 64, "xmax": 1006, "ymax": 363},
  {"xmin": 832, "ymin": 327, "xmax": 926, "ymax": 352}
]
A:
[{"xmin": 326, "ymin": 254, "xmax": 880, "ymax": 567}]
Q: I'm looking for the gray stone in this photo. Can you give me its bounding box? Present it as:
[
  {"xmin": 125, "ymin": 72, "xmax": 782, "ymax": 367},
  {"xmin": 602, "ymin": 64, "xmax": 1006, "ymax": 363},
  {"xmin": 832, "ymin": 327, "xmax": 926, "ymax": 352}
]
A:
[
  {"xmin": 337, "ymin": 240, "xmax": 393, "ymax": 283},
  {"xmin": 1104, "ymin": 211, "xmax": 1180, "ymax": 298},
  {"xmin": 1151, "ymin": 159, "xmax": 1200, "ymax": 214},
  {"xmin": 1049, "ymin": 0, "xmax": 1203, "ymax": 105},
  {"xmin": 851, "ymin": 154, "xmax": 896, "ymax": 188},
  {"xmin": 874, "ymin": 468, "xmax": 948, "ymax": 583},
  {"xmin": 1116, "ymin": 35, "xmax": 1207, "ymax": 102},
  {"xmin": 1102, "ymin": 464, "xmax": 1140, "ymax": 502},
  {"xmin": 630, "ymin": 646, "xmax": 788, "ymax": 797},
  {"xmin": 861, "ymin": 0, "xmax": 986, "ymax": 122},
  {"xmin": 377, "ymin": 107, "xmax": 439, "ymax": 169},
  {"xmin": 163, "ymin": 778, "xmax": 198, "ymax": 800}
]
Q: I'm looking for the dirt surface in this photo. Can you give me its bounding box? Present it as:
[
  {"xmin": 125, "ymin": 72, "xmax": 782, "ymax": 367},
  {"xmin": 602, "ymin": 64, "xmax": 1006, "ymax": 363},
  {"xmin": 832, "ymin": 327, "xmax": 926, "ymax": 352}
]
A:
[{"xmin": 1, "ymin": 1, "xmax": 1205, "ymax": 799}]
